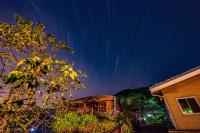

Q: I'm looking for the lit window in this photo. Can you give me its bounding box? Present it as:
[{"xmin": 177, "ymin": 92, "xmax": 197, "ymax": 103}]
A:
[{"xmin": 177, "ymin": 97, "xmax": 200, "ymax": 114}]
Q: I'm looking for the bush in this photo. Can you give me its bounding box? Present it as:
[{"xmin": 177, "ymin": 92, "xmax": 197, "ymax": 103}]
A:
[
  {"xmin": 122, "ymin": 123, "xmax": 132, "ymax": 133},
  {"xmin": 52, "ymin": 110, "xmax": 132, "ymax": 133},
  {"xmin": 52, "ymin": 111, "xmax": 98, "ymax": 132},
  {"xmin": 95, "ymin": 120, "xmax": 116, "ymax": 133},
  {"xmin": 97, "ymin": 113, "xmax": 117, "ymax": 121},
  {"xmin": 79, "ymin": 114, "xmax": 98, "ymax": 132},
  {"xmin": 52, "ymin": 111, "xmax": 79, "ymax": 132}
]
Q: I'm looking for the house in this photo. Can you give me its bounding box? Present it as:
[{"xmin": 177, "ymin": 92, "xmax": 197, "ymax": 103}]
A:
[
  {"xmin": 67, "ymin": 95, "xmax": 120, "ymax": 114},
  {"xmin": 150, "ymin": 66, "xmax": 200, "ymax": 130}
]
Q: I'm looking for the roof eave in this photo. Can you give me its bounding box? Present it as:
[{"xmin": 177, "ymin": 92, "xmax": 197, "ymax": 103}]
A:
[{"xmin": 150, "ymin": 66, "xmax": 200, "ymax": 94}]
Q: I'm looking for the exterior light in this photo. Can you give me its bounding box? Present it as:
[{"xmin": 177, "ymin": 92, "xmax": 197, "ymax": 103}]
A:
[
  {"xmin": 29, "ymin": 127, "xmax": 37, "ymax": 133},
  {"xmin": 147, "ymin": 114, "xmax": 152, "ymax": 117}
]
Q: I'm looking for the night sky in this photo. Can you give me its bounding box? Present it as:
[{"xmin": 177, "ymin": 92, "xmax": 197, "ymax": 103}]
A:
[{"xmin": 1, "ymin": 0, "xmax": 200, "ymax": 98}]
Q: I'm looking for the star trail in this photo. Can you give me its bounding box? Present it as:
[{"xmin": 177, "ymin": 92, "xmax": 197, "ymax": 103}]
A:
[{"xmin": 1, "ymin": 0, "xmax": 200, "ymax": 98}]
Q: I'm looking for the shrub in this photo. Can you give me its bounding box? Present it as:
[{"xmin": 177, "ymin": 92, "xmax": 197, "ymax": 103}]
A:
[
  {"xmin": 52, "ymin": 110, "xmax": 132, "ymax": 133},
  {"xmin": 95, "ymin": 120, "xmax": 116, "ymax": 133},
  {"xmin": 122, "ymin": 123, "xmax": 132, "ymax": 133},
  {"xmin": 52, "ymin": 111, "xmax": 98, "ymax": 132},
  {"xmin": 79, "ymin": 114, "xmax": 98, "ymax": 132},
  {"xmin": 52, "ymin": 111, "xmax": 80, "ymax": 132}
]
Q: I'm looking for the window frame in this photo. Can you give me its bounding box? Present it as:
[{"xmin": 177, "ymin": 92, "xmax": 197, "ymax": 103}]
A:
[{"xmin": 176, "ymin": 96, "xmax": 200, "ymax": 115}]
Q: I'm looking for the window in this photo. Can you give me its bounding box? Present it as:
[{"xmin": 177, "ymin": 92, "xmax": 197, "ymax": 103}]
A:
[
  {"xmin": 100, "ymin": 102, "xmax": 106, "ymax": 112},
  {"xmin": 177, "ymin": 97, "xmax": 200, "ymax": 114}
]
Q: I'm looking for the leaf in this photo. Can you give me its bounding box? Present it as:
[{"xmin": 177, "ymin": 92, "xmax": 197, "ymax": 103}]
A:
[
  {"xmin": 69, "ymin": 67, "xmax": 73, "ymax": 72},
  {"xmin": 71, "ymin": 71, "xmax": 77, "ymax": 77},
  {"xmin": 24, "ymin": 58, "xmax": 30, "ymax": 64},
  {"xmin": 4, "ymin": 75, "xmax": 17, "ymax": 84},
  {"xmin": 0, "ymin": 15, "xmax": 86, "ymax": 131},
  {"xmin": 69, "ymin": 71, "xmax": 78, "ymax": 80},
  {"xmin": 14, "ymin": 14, "xmax": 23, "ymax": 24},
  {"xmin": 40, "ymin": 78, "xmax": 45, "ymax": 83},
  {"xmin": 16, "ymin": 60, "xmax": 24, "ymax": 68},
  {"xmin": 64, "ymin": 71, "xmax": 69, "ymax": 77}
]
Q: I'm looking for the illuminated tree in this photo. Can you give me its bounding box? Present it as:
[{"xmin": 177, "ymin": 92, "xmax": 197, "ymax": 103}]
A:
[
  {"xmin": 116, "ymin": 88, "xmax": 171, "ymax": 126},
  {"xmin": 0, "ymin": 15, "xmax": 86, "ymax": 132}
]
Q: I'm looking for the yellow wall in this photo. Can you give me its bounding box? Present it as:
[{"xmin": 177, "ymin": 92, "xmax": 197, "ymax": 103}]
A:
[{"xmin": 162, "ymin": 75, "xmax": 200, "ymax": 130}]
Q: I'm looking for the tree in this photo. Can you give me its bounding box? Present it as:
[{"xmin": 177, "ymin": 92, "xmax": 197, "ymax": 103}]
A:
[
  {"xmin": 115, "ymin": 88, "xmax": 171, "ymax": 126},
  {"xmin": 143, "ymin": 97, "xmax": 171, "ymax": 126},
  {"xmin": 117, "ymin": 92, "xmax": 146, "ymax": 125},
  {"xmin": 0, "ymin": 15, "xmax": 86, "ymax": 132}
]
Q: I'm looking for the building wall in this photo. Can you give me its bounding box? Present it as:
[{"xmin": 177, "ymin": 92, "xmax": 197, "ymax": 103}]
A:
[
  {"xmin": 68, "ymin": 96, "xmax": 118, "ymax": 114},
  {"xmin": 162, "ymin": 75, "xmax": 200, "ymax": 130}
]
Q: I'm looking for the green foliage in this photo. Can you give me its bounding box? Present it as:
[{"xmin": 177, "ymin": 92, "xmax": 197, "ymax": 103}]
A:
[
  {"xmin": 143, "ymin": 97, "xmax": 171, "ymax": 126},
  {"xmin": 52, "ymin": 111, "xmax": 98, "ymax": 132},
  {"xmin": 0, "ymin": 15, "xmax": 86, "ymax": 132},
  {"xmin": 95, "ymin": 120, "xmax": 116, "ymax": 133},
  {"xmin": 143, "ymin": 97, "xmax": 164, "ymax": 124},
  {"xmin": 79, "ymin": 114, "xmax": 98, "ymax": 128},
  {"xmin": 98, "ymin": 113, "xmax": 117, "ymax": 121},
  {"xmin": 122, "ymin": 123, "xmax": 132, "ymax": 133},
  {"xmin": 120, "ymin": 93, "xmax": 146, "ymax": 112},
  {"xmin": 52, "ymin": 110, "xmax": 132, "ymax": 133},
  {"xmin": 52, "ymin": 111, "xmax": 80, "ymax": 132},
  {"xmin": 116, "ymin": 88, "xmax": 172, "ymax": 127},
  {"xmin": 96, "ymin": 113, "xmax": 132, "ymax": 133}
]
